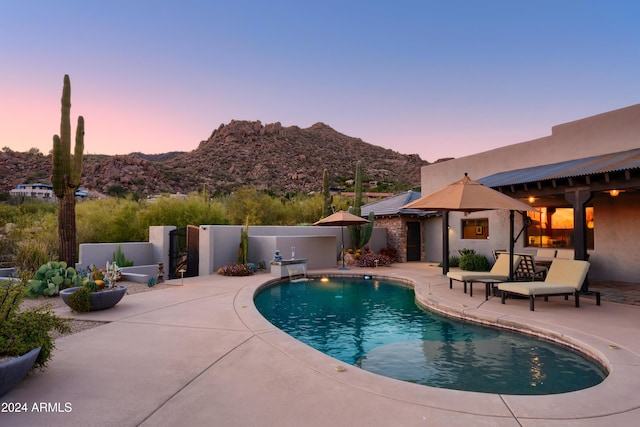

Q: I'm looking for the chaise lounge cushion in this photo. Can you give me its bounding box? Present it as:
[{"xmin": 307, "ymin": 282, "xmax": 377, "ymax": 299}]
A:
[
  {"xmin": 498, "ymin": 281, "xmax": 575, "ymax": 296},
  {"xmin": 447, "ymin": 254, "xmax": 521, "ymax": 283}
]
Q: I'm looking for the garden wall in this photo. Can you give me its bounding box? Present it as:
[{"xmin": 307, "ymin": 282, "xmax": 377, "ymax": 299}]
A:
[{"xmin": 76, "ymin": 224, "xmax": 388, "ymax": 278}]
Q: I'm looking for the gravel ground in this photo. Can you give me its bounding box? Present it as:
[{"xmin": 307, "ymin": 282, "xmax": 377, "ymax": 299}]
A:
[{"xmin": 19, "ymin": 281, "xmax": 175, "ymax": 338}]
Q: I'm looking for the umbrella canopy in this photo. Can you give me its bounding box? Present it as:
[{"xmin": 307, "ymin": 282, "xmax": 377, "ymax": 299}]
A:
[
  {"xmin": 402, "ymin": 173, "xmax": 534, "ymax": 212},
  {"xmin": 313, "ymin": 211, "xmax": 369, "ymax": 269},
  {"xmin": 313, "ymin": 210, "xmax": 370, "ymax": 226},
  {"xmin": 401, "ymin": 174, "xmax": 537, "ymax": 278}
]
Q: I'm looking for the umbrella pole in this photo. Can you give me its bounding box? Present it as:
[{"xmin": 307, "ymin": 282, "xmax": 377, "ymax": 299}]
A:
[
  {"xmin": 442, "ymin": 212, "xmax": 449, "ymax": 275},
  {"xmin": 339, "ymin": 225, "xmax": 348, "ymax": 270},
  {"xmin": 509, "ymin": 210, "xmax": 515, "ymax": 281}
]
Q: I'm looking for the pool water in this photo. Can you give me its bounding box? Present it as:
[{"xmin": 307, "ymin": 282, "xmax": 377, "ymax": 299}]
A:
[{"xmin": 254, "ymin": 277, "xmax": 607, "ymax": 395}]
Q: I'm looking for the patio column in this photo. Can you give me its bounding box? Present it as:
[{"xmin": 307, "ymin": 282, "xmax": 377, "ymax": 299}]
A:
[
  {"xmin": 564, "ymin": 187, "xmax": 591, "ymax": 261},
  {"xmin": 565, "ymin": 187, "xmax": 592, "ymax": 290},
  {"xmin": 442, "ymin": 211, "xmax": 449, "ymax": 275}
]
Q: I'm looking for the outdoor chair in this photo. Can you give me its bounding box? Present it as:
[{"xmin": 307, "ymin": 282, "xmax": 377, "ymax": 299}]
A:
[
  {"xmin": 498, "ymin": 259, "xmax": 597, "ymax": 311},
  {"xmin": 515, "ymin": 254, "xmax": 548, "ymax": 281},
  {"xmin": 447, "ymin": 254, "xmax": 522, "ymax": 298},
  {"xmin": 535, "ymin": 248, "xmax": 556, "ymax": 264},
  {"xmin": 555, "ymin": 249, "xmax": 575, "ymax": 259}
]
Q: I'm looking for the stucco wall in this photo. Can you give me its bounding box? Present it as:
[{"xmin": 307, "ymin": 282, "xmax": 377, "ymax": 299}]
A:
[
  {"xmin": 76, "ymin": 242, "xmax": 154, "ymax": 271},
  {"xmin": 588, "ymin": 194, "xmax": 640, "ymax": 281},
  {"xmin": 421, "ymin": 104, "xmax": 640, "ymax": 193}
]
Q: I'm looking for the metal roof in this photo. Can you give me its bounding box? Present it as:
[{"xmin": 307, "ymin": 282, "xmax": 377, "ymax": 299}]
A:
[
  {"xmin": 478, "ymin": 148, "xmax": 640, "ymax": 187},
  {"xmin": 361, "ymin": 190, "xmax": 431, "ymax": 217}
]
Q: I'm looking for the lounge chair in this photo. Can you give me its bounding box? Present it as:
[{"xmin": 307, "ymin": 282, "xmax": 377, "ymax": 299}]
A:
[
  {"xmin": 447, "ymin": 254, "xmax": 522, "ymax": 298},
  {"xmin": 498, "ymin": 259, "xmax": 597, "ymax": 311}
]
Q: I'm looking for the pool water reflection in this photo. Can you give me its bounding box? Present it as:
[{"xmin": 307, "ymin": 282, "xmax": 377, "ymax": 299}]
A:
[{"xmin": 254, "ymin": 276, "xmax": 606, "ymax": 395}]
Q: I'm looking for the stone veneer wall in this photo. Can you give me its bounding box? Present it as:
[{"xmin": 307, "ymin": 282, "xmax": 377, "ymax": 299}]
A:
[{"xmin": 373, "ymin": 217, "xmax": 405, "ymax": 262}]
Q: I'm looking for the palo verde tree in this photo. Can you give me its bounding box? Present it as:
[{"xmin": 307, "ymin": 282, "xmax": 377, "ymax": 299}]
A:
[
  {"xmin": 348, "ymin": 160, "xmax": 374, "ymax": 249},
  {"xmin": 52, "ymin": 74, "xmax": 84, "ymax": 266}
]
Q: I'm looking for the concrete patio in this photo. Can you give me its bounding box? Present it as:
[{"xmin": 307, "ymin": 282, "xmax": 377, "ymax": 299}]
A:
[{"xmin": 2, "ymin": 263, "xmax": 639, "ymax": 426}]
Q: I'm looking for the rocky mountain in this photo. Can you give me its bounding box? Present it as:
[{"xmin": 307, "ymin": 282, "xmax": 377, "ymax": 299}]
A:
[{"xmin": 1, "ymin": 121, "xmax": 428, "ymax": 197}]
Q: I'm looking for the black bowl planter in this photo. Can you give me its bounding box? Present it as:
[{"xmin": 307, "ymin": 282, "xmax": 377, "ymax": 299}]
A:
[
  {"xmin": 0, "ymin": 347, "xmax": 41, "ymax": 397},
  {"xmin": 60, "ymin": 285, "xmax": 128, "ymax": 311}
]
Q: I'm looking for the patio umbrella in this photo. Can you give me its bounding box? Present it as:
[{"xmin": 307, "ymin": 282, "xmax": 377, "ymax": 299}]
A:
[
  {"xmin": 402, "ymin": 173, "xmax": 537, "ymax": 278},
  {"xmin": 313, "ymin": 210, "xmax": 370, "ymax": 270}
]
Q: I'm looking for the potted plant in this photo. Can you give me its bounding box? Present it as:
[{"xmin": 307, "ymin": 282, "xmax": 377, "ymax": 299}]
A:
[
  {"xmin": 1, "ymin": 272, "xmax": 70, "ymax": 396},
  {"xmin": 60, "ymin": 262, "xmax": 127, "ymax": 312}
]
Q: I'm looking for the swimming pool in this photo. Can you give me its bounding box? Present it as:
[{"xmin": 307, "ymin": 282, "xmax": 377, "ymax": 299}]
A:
[{"xmin": 254, "ymin": 276, "xmax": 607, "ymax": 395}]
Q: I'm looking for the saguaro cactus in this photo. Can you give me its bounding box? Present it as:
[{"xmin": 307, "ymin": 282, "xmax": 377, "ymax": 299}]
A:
[
  {"xmin": 237, "ymin": 217, "xmax": 249, "ymax": 264},
  {"xmin": 52, "ymin": 74, "xmax": 84, "ymax": 266},
  {"xmin": 322, "ymin": 168, "xmax": 333, "ymax": 218},
  {"xmin": 348, "ymin": 161, "xmax": 374, "ymax": 249}
]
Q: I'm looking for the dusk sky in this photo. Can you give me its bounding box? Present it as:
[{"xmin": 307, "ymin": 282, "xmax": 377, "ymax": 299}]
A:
[{"xmin": 1, "ymin": 1, "xmax": 639, "ymax": 162}]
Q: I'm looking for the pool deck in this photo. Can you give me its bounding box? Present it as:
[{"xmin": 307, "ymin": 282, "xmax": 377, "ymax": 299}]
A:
[{"xmin": 3, "ymin": 263, "xmax": 639, "ymax": 426}]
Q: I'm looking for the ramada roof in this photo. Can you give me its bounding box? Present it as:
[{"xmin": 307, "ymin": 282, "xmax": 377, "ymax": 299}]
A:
[
  {"xmin": 479, "ymin": 148, "xmax": 640, "ymax": 188},
  {"xmin": 361, "ymin": 190, "xmax": 431, "ymax": 217}
]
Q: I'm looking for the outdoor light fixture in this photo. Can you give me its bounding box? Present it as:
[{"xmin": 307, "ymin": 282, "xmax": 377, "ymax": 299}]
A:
[
  {"xmin": 609, "ymin": 189, "xmax": 620, "ymax": 197},
  {"xmin": 528, "ymin": 196, "xmax": 536, "ymax": 203}
]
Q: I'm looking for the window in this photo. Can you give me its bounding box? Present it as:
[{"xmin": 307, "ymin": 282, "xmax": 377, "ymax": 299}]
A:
[
  {"xmin": 462, "ymin": 218, "xmax": 488, "ymax": 239},
  {"xmin": 526, "ymin": 207, "xmax": 594, "ymax": 249}
]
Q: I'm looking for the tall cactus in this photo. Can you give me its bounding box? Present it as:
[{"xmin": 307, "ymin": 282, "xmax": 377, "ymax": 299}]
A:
[
  {"xmin": 321, "ymin": 168, "xmax": 333, "ymax": 218},
  {"xmin": 52, "ymin": 75, "xmax": 84, "ymax": 266},
  {"xmin": 348, "ymin": 161, "xmax": 374, "ymax": 249},
  {"xmin": 237, "ymin": 217, "xmax": 249, "ymax": 264}
]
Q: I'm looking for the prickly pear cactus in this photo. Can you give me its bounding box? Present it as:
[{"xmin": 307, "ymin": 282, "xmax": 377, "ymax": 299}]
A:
[{"xmin": 29, "ymin": 261, "xmax": 79, "ymax": 296}]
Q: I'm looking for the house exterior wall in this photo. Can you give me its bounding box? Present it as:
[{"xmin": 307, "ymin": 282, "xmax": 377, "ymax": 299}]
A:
[
  {"xmin": 419, "ymin": 104, "xmax": 640, "ymax": 283},
  {"xmin": 421, "ymin": 104, "xmax": 640, "ymax": 193},
  {"xmin": 588, "ymin": 194, "xmax": 640, "ymax": 281}
]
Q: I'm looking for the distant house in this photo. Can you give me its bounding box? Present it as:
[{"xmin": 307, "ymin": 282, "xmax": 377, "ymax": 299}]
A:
[
  {"xmin": 361, "ymin": 190, "xmax": 433, "ymax": 262},
  {"xmin": 9, "ymin": 183, "xmax": 88, "ymax": 202}
]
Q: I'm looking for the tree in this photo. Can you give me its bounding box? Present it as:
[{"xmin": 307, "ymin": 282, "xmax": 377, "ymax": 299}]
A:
[{"xmin": 51, "ymin": 75, "xmax": 84, "ymax": 266}]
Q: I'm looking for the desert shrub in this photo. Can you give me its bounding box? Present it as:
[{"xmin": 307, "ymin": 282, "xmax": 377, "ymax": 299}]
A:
[
  {"xmin": 379, "ymin": 247, "xmax": 398, "ymax": 262},
  {"xmin": 358, "ymin": 249, "xmax": 393, "ymax": 267},
  {"xmin": 15, "ymin": 239, "xmax": 55, "ymax": 272},
  {"xmin": 112, "ymin": 244, "xmax": 134, "ymax": 267},
  {"xmin": 216, "ymin": 263, "xmax": 254, "ymax": 276},
  {"xmin": 448, "ymin": 255, "xmax": 460, "ymax": 268},
  {"xmin": 66, "ymin": 287, "xmax": 92, "ymax": 313},
  {"xmin": 458, "ymin": 248, "xmax": 475, "ymax": 257},
  {"xmin": 0, "ymin": 273, "xmax": 70, "ymax": 369},
  {"xmin": 459, "ymin": 254, "xmax": 490, "ymax": 271},
  {"xmin": 245, "ymin": 262, "xmax": 258, "ymax": 272}
]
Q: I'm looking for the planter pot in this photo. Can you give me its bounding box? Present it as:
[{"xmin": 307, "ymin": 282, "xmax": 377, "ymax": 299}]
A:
[
  {"xmin": 0, "ymin": 347, "xmax": 41, "ymax": 397},
  {"xmin": 60, "ymin": 285, "xmax": 128, "ymax": 311}
]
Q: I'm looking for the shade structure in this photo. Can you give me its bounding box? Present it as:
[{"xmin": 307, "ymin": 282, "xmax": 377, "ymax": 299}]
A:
[
  {"xmin": 312, "ymin": 210, "xmax": 371, "ymax": 227},
  {"xmin": 401, "ymin": 174, "xmax": 537, "ymax": 278},
  {"xmin": 313, "ymin": 211, "xmax": 370, "ymax": 269}
]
